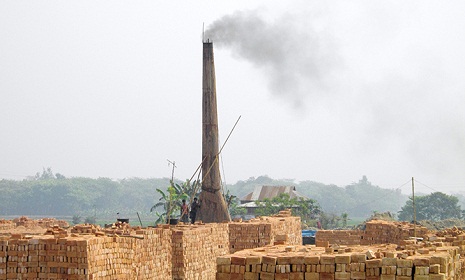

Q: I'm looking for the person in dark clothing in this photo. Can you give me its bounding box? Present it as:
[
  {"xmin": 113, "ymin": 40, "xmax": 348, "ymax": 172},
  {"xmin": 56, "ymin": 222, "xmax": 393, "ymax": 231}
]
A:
[{"xmin": 190, "ymin": 197, "xmax": 200, "ymax": 224}]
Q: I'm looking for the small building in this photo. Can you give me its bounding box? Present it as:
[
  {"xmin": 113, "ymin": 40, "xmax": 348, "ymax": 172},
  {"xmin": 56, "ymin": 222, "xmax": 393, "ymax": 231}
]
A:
[{"xmin": 239, "ymin": 185, "xmax": 308, "ymax": 216}]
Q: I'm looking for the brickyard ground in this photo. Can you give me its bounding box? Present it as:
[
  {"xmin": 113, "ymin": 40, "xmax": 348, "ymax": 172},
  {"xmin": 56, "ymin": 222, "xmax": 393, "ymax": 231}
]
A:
[{"xmin": 1, "ymin": 211, "xmax": 465, "ymax": 280}]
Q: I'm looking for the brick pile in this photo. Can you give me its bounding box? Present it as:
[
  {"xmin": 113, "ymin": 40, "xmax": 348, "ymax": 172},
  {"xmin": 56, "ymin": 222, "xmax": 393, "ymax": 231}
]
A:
[
  {"xmin": 436, "ymin": 228, "xmax": 465, "ymax": 238},
  {"xmin": 70, "ymin": 222, "xmax": 136, "ymax": 237},
  {"xmin": 315, "ymin": 230, "xmax": 363, "ymax": 247},
  {"xmin": 316, "ymin": 220, "xmax": 429, "ymax": 247},
  {"xmin": 136, "ymin": 227, "xmax": 173, "ymax": 278},
  {"xmin": 423, "ymin": 233, "xmax": 465, "ymax": 257},
  {"xmin": 269, "ymin": 211, "xmax": 302, "ymax": 246},
  {"xmin": 216, "ymin": 243, "xmax": 464, "ymax": 280},
  {"xmin": 0, "ymin": 227, "xmax": 173, "ymax": 279},
  {"xmin": 0, "ymin": 220, "xmax": 14, "ymax": 231},
  {"xmin": 229, "ymin": 222, "xmax": 271, "ymax": 253},
  {"xmin": 0, "ymin": 215, "xmax": 302, "ymax": 279},
  {"xmin": 44, "ymin": 225, "xmax": 69, "ymax": 237},
  {"xmin": 229, "ymin": 212, "xmax": 302, "ymax": 253},
  {"xmin": 70, "ymin": 224, "xmax": 101, "ymax": 234},
  {"xmin": 171, "ymin": 223, "xmax": 229, "ymax": 280},
  {"xmin": 36, "ymin": 218, "xmax": 70, "ymax": 229},
  {"xmin": 361, "ymin": 221, "xmax": 429, "ymax": 245},
  {"xmin": 12, "ymin": 216, "xmax": 69, "ymax": 229}
]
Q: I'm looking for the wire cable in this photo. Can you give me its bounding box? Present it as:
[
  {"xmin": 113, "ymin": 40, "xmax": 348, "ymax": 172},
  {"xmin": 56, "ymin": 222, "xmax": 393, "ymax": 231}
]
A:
[{"xmin": 414, "ymin": 179, "xmax": 441, "ymax": 193}]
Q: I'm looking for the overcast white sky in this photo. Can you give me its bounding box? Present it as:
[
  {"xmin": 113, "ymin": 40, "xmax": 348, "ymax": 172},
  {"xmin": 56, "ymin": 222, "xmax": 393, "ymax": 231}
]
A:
[{"xmin": 1, "ymin": 1, "xmax": 464, "ymax": 194}]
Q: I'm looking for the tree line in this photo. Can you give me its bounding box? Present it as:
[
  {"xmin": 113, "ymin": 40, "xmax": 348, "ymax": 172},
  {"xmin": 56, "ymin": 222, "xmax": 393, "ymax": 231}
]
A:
[
  {"xmin": 0, "ymin": 169, "xmax": 171, "ymax": 220},
  {"xmin": 227, "ymin": 175, "xmax": 409, "ymax": 218},
  {"xmin": 1, "ymin": 170, "xmax": 464, "ymax": 225}
]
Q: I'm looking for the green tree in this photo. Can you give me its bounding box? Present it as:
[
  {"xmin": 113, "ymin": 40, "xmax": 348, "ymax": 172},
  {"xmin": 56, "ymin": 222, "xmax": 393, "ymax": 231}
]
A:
[
  {"xmin": 150, "ymin": 180, "xmax": 199, "ymax": 224},
  {"xmin": 84, "ymin": 216, "xmax": 96, "ymax": 224},
  {"xmin": 319, "ymin": 212, "xmax": 341, "ymax": 229},
  {"xmin": 341, "ymin": 212, "xmax": 349, "ymax": 228},
  {"xmin": 398, "ymin": 192, "xmax": 462, "ymax": 221},
  {"xmin": 255, "ymin": 193, "xmax": 321, "ymax": 225},
  {"xmin": 72, "ymin": 215, "xmax": 82, "ymax": 225},
  {"xmin": 224, "ymin": 190, "xmax": 246, "ymax": 218},
  {"xmin": 35, "ymin": 167, "xmax": 56, "ymax": 180}
]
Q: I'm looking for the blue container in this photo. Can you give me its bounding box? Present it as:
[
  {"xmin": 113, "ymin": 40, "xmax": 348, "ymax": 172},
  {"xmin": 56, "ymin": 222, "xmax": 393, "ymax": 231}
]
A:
[{"xmin": 302, "ymin": 230, "xmax": 316, "ymax": 237}]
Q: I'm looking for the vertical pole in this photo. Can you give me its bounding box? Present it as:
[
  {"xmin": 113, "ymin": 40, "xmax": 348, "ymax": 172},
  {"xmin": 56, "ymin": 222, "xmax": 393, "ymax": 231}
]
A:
[
  {"xmin": 137, "ymin": 212, "xmax": 143, "ymax": 227},
  {"xmin": 412, "ymin": 177, "xmax": 416, "ymax": 241}
]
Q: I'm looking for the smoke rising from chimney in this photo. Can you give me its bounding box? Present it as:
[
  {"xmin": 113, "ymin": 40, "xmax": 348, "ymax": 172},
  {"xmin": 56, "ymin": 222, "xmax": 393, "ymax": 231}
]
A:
[
  {"xmin": 203, "ymin": 5, "xmax": 465, "ymax": 188},
  {"xmin": 204, "ymin": 10, "xmax": 336, "ymax": 108}
]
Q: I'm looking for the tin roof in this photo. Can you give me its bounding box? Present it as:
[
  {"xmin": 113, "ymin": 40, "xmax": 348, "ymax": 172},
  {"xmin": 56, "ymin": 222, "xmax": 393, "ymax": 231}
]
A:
[{"xmin": 240, "ymin": 185, "xmax": 307, "ymax": 202}]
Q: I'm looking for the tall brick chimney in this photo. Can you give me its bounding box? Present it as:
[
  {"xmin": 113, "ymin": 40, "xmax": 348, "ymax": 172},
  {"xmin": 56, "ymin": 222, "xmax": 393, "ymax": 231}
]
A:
[{"xmin": 197, "ymin": 41, "xmax": 231, "ymax": 223}]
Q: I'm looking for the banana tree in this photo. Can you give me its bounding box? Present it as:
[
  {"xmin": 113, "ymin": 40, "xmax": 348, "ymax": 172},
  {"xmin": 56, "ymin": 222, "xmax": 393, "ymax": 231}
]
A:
[{"xmin": 150, "ymin": 180, "xmax": 199, "ymax": 224}]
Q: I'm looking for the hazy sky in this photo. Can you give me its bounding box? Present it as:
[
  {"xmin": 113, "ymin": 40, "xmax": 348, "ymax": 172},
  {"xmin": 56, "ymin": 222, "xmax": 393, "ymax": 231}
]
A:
[{"xmin": 1, "ymin": 1, "xmax": 464, "ymax": 194}]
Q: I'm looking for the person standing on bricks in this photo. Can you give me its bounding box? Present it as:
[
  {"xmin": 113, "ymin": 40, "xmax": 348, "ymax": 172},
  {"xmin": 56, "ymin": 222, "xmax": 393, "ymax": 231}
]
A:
[
  {"xmin": 190, "ymin": 197, "xmax": 200, "ymax": 224},
  {"xmin": 180, "ymin": 199, "xmax": 189, "ymax": 223}
]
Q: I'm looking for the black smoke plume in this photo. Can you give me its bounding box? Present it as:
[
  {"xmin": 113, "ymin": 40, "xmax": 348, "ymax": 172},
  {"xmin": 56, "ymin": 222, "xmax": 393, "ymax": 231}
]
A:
[{"xmin": 205, "ymin": 10, "xmax": 337, "ymax": 107}]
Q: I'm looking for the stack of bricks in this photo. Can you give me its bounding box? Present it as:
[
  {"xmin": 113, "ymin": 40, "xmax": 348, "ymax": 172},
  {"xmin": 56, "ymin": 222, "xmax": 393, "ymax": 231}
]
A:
[
  {"xmin": 268, "ymin": 215, "xmax": 302, "ymax": 246},
  {"xmin": 229, "ymin": 222, "xmax": 271, "ymax": 253},
  {"xmin": 315, "ymin": 230, "xmax": 363, "ymax": 247},
  {"xmin": 361, "ymin": 220, "xmax": 429, "ymax": 245},
  {"xmin": 0, "ymin": 215, "xmax": 310, "ymax": 279},
  {"xmin": 217, "ymin": 245, "xmax": 310, "ymax": 280},
  {"xmin": 86, "ymin": 235, "xmax": 131, "ymax": 278},
  {"xmin": 315, "ymin": 220, "xmax": 429, "ymax": 247},
  {"xmin": 44, "ymin": 225, "xmax": 69, "ymax": 237},
  {"xmin": 85, "ymin": 228, "xmax": 173, "ymax": 279},
  {"xmin": 429, "ymin": 229, "xmax": 465, "ymax": 257},
  {"xmin": 0, "ymin": 220, "xmax": 14, "ymax": 231},
  {"xmin": 0, "ymin": 228, "xmax": 173, "ymax": 279},
  {"xmin": 229, "ymin": 216, "xmax": 302, "ymax": 253},
  {"xmin": 171, "ymin": 223, "xmax": 229, "ymax": 280},
  {"xmin": 103, "ymin": 222, "xmax": 135, "ymax": 236},
  {"xmin": 70, "ymin": 224, "xmax": 101, "ymax": 234},
  {"xmin": 36, "ymin": 218, "xmax": 70, "ymax": 229},
  {"xmin": 216, "ymin": 244, "xmax": 465, "ymax": 280},
  {"xmin": 12, "ymin": 216, "xmax": 69, "ymax": 229},
  {"xmin": 436, "ymin": 228, "xmax": 465, "ymax": 238},
  {"xmin": 0, "ymin": 238, "xmax": 6, "ymax": 277},
  {"xmin": 451, "ymin": 235, "xmax": 465, "ymax": 256},
  {"xmin": 70, "ymin": 222, "xmax": 139, "ymax": 237},
  {"xmin": 3, "ymin": 235, "xmax": 96, "ymax": 279},
  {"xmin": 11, "ymin": 216, "xmax": 36, "ymax": 228},
  {"xmin": 5, "ymin": 237, "xmax": 36, "ymax": 279},
  {"xmin": 130, "ymin": 227, "xmax": 172, "ymax": 278}
]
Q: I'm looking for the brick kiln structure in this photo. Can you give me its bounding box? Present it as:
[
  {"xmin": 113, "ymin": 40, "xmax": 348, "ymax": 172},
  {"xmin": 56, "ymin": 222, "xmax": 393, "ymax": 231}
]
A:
[
  {"xmin": 0, "ymin": 213, "xmax": 301, "ymax": 279},
  {"xmin": 198, "ymin": 40, "xmax": 231, "ymax": 223}
]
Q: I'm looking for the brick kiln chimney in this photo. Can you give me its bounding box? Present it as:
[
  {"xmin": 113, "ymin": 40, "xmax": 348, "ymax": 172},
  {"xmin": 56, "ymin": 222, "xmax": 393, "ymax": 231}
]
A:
[{"xmin": 197, "ymin": 41, "xmax": 231, "ymax": 223}]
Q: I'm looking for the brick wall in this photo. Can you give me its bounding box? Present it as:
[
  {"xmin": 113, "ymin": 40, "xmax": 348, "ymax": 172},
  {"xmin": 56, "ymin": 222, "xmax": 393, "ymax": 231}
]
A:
[{"xmin": 0, "ymin": 215, "xmax": 301, "ymax": 279}]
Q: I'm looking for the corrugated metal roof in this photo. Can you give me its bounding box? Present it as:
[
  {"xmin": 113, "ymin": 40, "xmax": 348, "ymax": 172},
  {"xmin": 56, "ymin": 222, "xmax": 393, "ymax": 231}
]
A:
[{"xmin": 240, "ymin": 185, "xmax": 308, "ymax": 202}]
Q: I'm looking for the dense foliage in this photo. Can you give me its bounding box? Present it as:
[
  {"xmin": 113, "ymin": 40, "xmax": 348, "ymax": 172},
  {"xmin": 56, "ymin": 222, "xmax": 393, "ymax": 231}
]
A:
[
  {"xmin": 398, "ymin": 192, "xmax": 463, "ymax": 221},
  {"xmin": 0, "ymin": 169, "xmax": 171, "ymax": 221},
  {"xmin": 255, "ymin": 193, "xmax": 321, "ymax": 226},
  {"xmin": 1, "ymin": 170, "xmax": 463, "ymax": 225},
  {"xmin": 228, "ymin": 175, "xmax": 408, "ymax": 218},
  {"xmin": 151, "ymin": 180, "xmax": 200, "ymax": 224}
]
